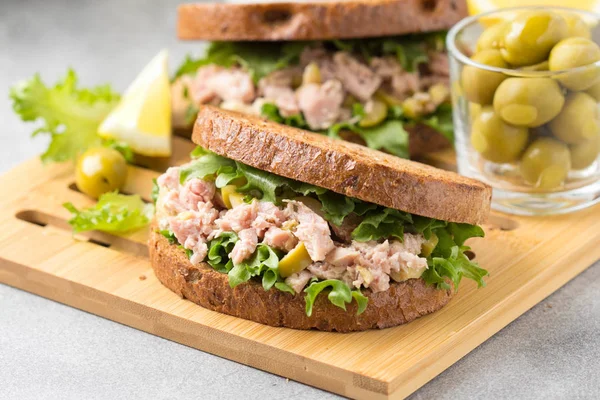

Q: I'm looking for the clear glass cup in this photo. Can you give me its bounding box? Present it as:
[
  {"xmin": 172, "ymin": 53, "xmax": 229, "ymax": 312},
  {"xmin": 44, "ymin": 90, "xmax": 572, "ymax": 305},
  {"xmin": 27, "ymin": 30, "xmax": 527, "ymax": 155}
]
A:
[{"xmin": 447, "ymin": 7, "xmax": 600, "ymax": 216}]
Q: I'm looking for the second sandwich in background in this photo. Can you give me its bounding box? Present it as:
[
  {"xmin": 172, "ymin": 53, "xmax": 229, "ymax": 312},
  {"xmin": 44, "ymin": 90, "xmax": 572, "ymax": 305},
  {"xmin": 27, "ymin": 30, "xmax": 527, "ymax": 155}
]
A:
[{"xmin": 172, "ymin": 0, "xmax": 468, "ymax": 158}]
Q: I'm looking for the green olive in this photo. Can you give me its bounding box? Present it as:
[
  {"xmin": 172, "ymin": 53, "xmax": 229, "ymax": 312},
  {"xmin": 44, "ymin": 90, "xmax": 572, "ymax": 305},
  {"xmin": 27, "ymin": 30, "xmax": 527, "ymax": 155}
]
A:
[
  {"xmin": 428, "ymin": 83, "xmax": 450, "ymax": 105},
  {"xmin": 549, "ymin": 37, "xmax": 600, "ymax": 91},
  {"xmin": 462, "ymin": 49, "xmax": 508, "ymax": 105},
  {"xmin": 343, "ymin": 93, "xmax": 359, "ymax": 108},
  {"xmin": 501, "ymin": 11, "xmax": 568, "ymax": 67},
  {"xmin": 471, "ymin": 106, "xmax": 529, "ymax": 163},
  {"xmin": 359, "ymin": 99, "xmax": 388, "ymax": 127},
  {"xmin": 519, "ymin": 60, "xmax": 549, "ymax": 72},
  {"xmin": 493, "ymin": 78, "xmax": 565, "ymax": 127},
  {"xmin": 520, "ymin": 138, "xmax": 571, "ymax": 189},
  {"xmin": 586, "ymin": 81, "xmax": 600, "ymax": 101},
  {"xmin": 302, "ymin": 62, "xmax": 321, "ymax": 85},
  {"xmin": 549, "ymin": 92, "xmax": 600, "ymax": 144},
  {"xmin": 75, "ymin": 147, "xmax": 128, "ymax": 199},
  {"xmin": 469, "ymin": 102, "xmax": 482, "ymax": 122},
  {"xmin": 476, "ymin": 22, "xmax": 509, "ymax": 52},
  {"xmin": 563, "ymin": 13, "xmax": 591, "ymax": 39},
  {"xmin": 375, "ymin": 90, "xmax": 403, "ymax": 106},
  {"xmin": 570, "ymin": 134, "xmax": 600, "ymax": 169},
  {"xmin": 420, "ymin": 233, "xmax": 439, "ymax": 258}
]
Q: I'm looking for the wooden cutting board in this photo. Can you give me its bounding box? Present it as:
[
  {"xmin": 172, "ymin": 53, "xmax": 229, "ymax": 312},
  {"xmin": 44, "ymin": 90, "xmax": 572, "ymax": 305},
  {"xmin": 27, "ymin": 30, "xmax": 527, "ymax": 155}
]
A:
[{"xmin": 1, "ymin": 137, "xmax": 599, "ymax": 399}]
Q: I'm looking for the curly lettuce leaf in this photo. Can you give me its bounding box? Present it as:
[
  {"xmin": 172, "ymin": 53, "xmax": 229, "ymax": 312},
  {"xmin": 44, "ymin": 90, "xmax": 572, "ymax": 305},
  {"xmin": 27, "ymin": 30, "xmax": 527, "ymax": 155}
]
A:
[
  {"xmin": 448, "ymin": 223, "xmax": 485, "ymax": 246},
  {"xmin": 151, "ymin": 178, "xmax": 160, "ymax": 205},
  {"xmin": 179, "ymin": 152, "xmax": 235, "ymax": 184},
  {"xmin": 327, "ymin": 115, "xmax": 410, "ymax": 159},
  {"xmin": 421, "ymin": 226, "xmax": 488, "ymax": 290},
  {"xmin": 175, "ymin": 41, "xmax": 305, "ymax": 83},
  {"xmin": 175, "ymin": 33, "xmax": 444, "ymax": 80},
  {"xmin": 382, "ymin": 40, "xmax": 429, "ymax": 73},
  {"xmin": 103, "ymin": 138, "xmax": 134, "ymax": 163},
  {"xmin": 352, "ymin": 208, "xmax": 413, "ymax": 242},
  {"xmin": 316, "ymin": 191, "xmax": 355, "ymax": 226},
  {"xmin": 159, "ymin": 229, "xmax": 177, "ymax": 244},
  {"xmin": 274, "ymin": 282, "xmax": 296, "ymax": 294},
  {"xmin": 355, "ymin": 121, "xmax": 410, "ymax": 159},
  {"xmin": 10, "ymin": 69, "xmax": 120, "ymax": 163},
  {"xmin": 330, "ymin": 31, "xmax": 445, "ymax": 72},
  {"xmin": 261, "ymin": 103, "xmax": 309, "ymax": 129},
  {"xmin": 228, "ymin": 243, "xmax": 281, "ymax": 290},
  {"xmin": 63, "ymin": 192, "xmax": 153, "ymax": 233},
  {"xmin": 422, "ymin": 103, "xmax": 454, "ymax": 142},
  {"xmin": 304, "ymin": 279, "xmax": 368, "ymax": 317},
  {"xmin": 207, "ymin": 232, "xmax": 238, "ymax": 273}
]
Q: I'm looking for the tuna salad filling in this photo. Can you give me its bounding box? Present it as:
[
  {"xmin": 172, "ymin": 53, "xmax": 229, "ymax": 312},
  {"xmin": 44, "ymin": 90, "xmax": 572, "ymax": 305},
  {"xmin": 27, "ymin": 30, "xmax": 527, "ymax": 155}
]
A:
[
  {"xmin": 172, "ymin": 33, "xmax": 453, "ymax": 159},
  {"xmin": 153, "ymin": 147, "xmax": 488, "ymax": 316}
]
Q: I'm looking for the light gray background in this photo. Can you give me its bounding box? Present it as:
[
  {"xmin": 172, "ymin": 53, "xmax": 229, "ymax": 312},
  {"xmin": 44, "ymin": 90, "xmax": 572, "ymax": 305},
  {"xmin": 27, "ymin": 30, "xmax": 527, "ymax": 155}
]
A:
[{"xmin": 1, "ymin": 1, "xmax": 599, "ymax": 399}]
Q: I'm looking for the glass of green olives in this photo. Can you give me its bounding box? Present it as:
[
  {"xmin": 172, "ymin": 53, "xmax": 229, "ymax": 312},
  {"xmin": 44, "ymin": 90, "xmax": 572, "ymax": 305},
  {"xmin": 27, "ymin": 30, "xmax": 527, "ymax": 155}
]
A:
[{"xmin": 448, "ymin": 7, "xmax": 600, "ymax": 215}]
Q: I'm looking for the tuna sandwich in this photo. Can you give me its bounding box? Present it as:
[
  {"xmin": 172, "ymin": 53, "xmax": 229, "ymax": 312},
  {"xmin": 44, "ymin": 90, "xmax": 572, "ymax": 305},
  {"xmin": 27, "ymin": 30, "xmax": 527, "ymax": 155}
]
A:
[
  {"xmin": 171, "ymin": 0, "xmax": 469, "ymax": 158},
  {"xmin": 149, "ymin": 106, "xmax": 492, "ymax": 332}
]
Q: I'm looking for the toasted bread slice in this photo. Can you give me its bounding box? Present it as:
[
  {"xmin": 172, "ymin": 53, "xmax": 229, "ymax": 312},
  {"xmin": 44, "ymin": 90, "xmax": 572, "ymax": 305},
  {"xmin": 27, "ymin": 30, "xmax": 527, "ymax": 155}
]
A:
[
  {"xmin": 192, "ymin": 106, "xmax": 491, "ymax": 225},
  {"xmin": 177, "ymin": 0, "xmax": 468, "ymax": 41},
  {"xmin": 149, "ymin": 226, "xmax": 453, "ymax": 332},
  {"xmin": 173, "ymin": 121, "xmax": 450, "ymax": 159}
]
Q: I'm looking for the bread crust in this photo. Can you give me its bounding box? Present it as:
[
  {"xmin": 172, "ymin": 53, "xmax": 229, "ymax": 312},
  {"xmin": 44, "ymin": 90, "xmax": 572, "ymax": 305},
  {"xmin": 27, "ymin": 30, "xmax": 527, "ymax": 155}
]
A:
[
  {"xmin": 149, "ymin": 227, "xmax": 453, "ymax": 332},
  {"xmin": 177, "ymin": 0, "xmax": 468, "ymax": 41},
  {"xmin": 192, "ymin": 106, "xmax": 492, "ymax": 225},
  {"xmin": 174, "ymin": 121, "xmax": 450, "ymax": 158}
]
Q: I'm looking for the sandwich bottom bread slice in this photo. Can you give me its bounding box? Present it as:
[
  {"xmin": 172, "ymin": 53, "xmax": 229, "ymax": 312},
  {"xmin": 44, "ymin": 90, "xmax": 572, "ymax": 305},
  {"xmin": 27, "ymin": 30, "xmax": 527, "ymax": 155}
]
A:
[{"xmin": 149, "ymin": 106, "xmax": 492, "ymax": 332}]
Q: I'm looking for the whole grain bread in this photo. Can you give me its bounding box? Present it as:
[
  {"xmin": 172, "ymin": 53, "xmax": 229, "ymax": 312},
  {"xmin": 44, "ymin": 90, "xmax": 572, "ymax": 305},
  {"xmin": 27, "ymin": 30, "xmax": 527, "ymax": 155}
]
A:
[
  {"xmin": 177, "ymin": 0, "xmax": 468, "ymax": 41},
  {"xmin": 149, "ymin": 226, "xmax": 453, "ymax": 332},
  {"xmin": 174, "ymin": 120, "xmax": 450, "ymax": 158},
  {"xmin": 192, "ymin": 106, "xmax": 492, "ymax": 225}
]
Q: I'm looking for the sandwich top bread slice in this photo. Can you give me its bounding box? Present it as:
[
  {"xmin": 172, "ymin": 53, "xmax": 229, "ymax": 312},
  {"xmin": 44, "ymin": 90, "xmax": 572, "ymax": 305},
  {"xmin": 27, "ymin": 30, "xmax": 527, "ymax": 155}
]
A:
[
  {"xmin": 150, "ymin": 106, "xmax": 491, "ymax": 332},
  {"xmin": 177, "ymin": 0, "xmax": 468, "ymax": 41},
  {"xmin": 171, "ymin": 0, "xmax": 468, "ymax": 159}
]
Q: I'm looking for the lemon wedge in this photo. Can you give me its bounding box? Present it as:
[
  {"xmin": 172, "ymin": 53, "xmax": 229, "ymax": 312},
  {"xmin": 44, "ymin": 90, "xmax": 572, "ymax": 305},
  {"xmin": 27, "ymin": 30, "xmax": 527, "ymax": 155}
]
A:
[
  {"xmin": 468, "ymin": 0, "xmax": 600, "ymax": 16},
  {"xmin": 99, "ymin": 50, "xmax": 171, "ymax": 157}
]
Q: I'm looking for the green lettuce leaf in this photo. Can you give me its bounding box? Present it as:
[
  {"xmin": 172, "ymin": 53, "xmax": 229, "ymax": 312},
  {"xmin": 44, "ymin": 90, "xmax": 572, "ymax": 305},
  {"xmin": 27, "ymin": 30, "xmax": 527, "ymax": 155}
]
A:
[
  {"xmin": 421, "ymin": 226, "xmax": 488, "ymax": 290},
  {"xmin": 63, "ymin": 192, "xmax": 153, "ymax": 233},
  {"xmin": 179, "ymin": 152, "xmax": 234, "ymax": 184},
  {"xmin": 329, "ymin": 32, "xmax": 443, "ymax": 72},
  {"xmin": 103, "ymin": 138, "xmax": 134, "ymax": 163},
  {"xmin": 448, "ymin": 223, "xmax": 485, "ymax": 246},
  {"xmin": 274, "ymin": 282, "xmax": 296, "ymax": 295},
  {"xmin": 10, "ymin": 69, "xmax": 120, "ymax": 163},
  {"xmin": 207, "ymin": 232, "xmax": 238, "ymax": 273},
  {"xmin": 261, "ymin": 103, "xmax": 309, "ymax": 129},
  {"xmin": 327, "ymin": 117, "xmax": 409, "ymax": 159},
  {"xmin": 174, "ymin": 41, "xmax": 305, "ymax": 83},
  {"xmin": 355, "ymin": 120, "xmax": 410, "ymax": 159},
  {"xmin": 159, "ymin": 229, "xmax": 177, "ymax": 244},
  {"xmin": 151, "ymin": 178, "xmax": 159, "ymax": 205},
  {"xmin": 185, "ymin": 104, "xmax": 199, "ymax": 126},
  {"xmin": 228, "ymin": 244, "xmax": 281, "ymax": 291},
  {"xmin": 421, "ymin": 103, "xmax": 454, "ymax": 142},
  {"xmin": 352, "ymin": 208, "xmax": 413, "ymax": 242},
  {"xmin": 316, "ymin": 191, "xmax": 356, "ymax": 226},
  {"xmin": 304, "ymin": 279, "xmax": 367, "ymax": 317}
]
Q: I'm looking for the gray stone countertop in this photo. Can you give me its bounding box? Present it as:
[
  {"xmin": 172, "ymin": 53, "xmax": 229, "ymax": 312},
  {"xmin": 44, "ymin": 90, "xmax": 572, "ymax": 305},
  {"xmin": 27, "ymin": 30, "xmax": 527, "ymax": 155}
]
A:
[{"xmin": 1, "ymin": 1, "xmax": 599, "ymax": 399}]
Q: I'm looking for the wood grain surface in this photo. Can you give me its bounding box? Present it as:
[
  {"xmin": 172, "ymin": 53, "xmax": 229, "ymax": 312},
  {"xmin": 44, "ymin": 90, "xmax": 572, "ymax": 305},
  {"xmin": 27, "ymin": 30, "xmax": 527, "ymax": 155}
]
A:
[{"xmin": 1, "ymin": 137, "xmax": 598, "ymax": 399}]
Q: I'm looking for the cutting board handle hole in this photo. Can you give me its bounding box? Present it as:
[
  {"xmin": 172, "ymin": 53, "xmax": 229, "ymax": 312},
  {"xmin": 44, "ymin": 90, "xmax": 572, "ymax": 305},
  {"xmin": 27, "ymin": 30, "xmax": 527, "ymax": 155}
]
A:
[
  {"xmin": 16, "ymin": 210, "xmax": 50, "ymax": 227},
  {"xmin": 486, "ymin": 215, "xmax": 519, "ymax": 231},
  {"xmin": 87, "ymin": 238, "xmax": 111, "ymax": 248},
  {"xmin": 15, "ymin": 209, "xmax": 148, "ymax": 257}
]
